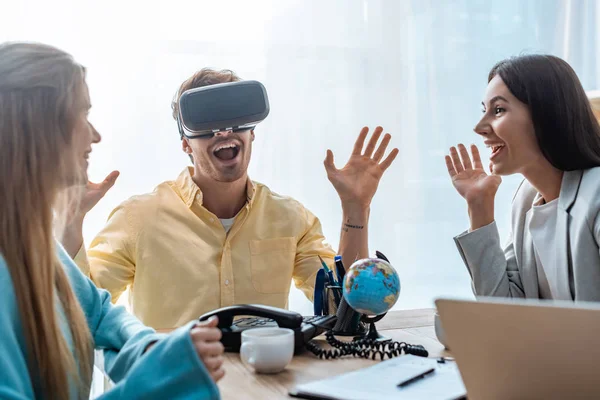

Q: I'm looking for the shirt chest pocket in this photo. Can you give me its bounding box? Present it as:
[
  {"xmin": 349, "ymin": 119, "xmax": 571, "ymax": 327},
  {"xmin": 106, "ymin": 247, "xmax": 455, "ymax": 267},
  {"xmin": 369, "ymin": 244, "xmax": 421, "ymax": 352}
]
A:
[{"xmin": 249, "ymin": 237, "xmax": 297, "ymax": 294}]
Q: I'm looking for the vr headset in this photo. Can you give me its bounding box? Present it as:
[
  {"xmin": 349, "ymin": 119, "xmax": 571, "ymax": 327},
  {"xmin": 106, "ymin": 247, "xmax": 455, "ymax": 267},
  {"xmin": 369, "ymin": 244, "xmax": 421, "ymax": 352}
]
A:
[{"xmin": 177, "ymin": 80, "xmax": 270, "ymax": 138}]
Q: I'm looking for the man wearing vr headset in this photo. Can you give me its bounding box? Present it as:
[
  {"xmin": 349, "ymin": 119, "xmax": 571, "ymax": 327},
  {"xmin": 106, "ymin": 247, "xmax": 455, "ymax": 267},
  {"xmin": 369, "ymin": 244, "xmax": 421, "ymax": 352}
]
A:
[{"xmin": 64, "ymin": 68, "xmax": 398, "ymax": 330}]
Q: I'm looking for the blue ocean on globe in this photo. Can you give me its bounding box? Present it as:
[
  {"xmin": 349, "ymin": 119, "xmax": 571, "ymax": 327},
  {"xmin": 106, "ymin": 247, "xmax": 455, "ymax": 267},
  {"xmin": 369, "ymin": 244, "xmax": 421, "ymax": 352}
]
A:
[{"xmin": 342, "ymin": 258, "xmax": 401, "ymax": 315}]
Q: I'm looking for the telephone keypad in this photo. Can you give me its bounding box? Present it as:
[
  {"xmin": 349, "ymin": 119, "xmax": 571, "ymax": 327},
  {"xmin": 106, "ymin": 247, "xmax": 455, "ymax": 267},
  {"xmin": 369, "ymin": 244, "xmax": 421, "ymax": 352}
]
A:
[
  {"xmin": 233, "ymin": 317, "xmax": 275, "ymax": 328},
  {"xmin": 233, "ymin": 315, "xmax": 336, "ymax": 330}
]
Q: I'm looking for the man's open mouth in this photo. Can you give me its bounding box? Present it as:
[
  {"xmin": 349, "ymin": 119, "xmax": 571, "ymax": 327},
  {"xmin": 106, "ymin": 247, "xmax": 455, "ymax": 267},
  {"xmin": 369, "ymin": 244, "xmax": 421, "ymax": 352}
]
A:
[{"xmin": 213, "ymin": 143, "xmax": 240, "ymax": 161}]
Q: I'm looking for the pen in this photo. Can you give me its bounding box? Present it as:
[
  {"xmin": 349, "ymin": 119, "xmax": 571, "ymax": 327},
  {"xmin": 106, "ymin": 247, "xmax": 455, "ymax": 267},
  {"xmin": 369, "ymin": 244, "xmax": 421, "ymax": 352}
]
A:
[
  {"xmin": 334, "ymin": 255, "xmax": 345, "ymax": 284},
  {"xmin": 318, "ymin": 255, "xmax": 337, "ymax": 286},
  {"xmin": 397, "ymin": 368, "xmax": 435, "ymax": 388}
]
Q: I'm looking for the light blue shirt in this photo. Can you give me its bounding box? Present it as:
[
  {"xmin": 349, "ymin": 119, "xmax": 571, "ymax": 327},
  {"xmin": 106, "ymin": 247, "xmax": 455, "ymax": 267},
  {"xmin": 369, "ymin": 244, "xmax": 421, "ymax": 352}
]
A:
[{"xmin": 0, "ymin": 243, "xmax": 220, "ymax": 399}]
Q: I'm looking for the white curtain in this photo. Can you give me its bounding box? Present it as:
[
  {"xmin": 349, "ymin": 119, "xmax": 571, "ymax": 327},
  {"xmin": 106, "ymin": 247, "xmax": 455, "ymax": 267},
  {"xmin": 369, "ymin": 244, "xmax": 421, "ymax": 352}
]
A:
[{"xmin": 2, "ymin": 0, "xmax": 599, "ymax": 313}]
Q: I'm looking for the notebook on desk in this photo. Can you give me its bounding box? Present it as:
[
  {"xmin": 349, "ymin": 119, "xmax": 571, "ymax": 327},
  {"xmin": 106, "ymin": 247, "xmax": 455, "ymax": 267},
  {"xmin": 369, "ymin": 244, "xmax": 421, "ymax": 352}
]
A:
[{"xmin": 288, "ymin": 355, "xmax": 466, "ymax": 400}]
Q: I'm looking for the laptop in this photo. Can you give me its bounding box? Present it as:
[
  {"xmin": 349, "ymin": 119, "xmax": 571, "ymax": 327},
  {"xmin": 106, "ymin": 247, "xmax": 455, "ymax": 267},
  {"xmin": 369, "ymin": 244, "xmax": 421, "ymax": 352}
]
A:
[{"xmin": 435, "ymin": 297, "xmax": 600, "ymax": 400}]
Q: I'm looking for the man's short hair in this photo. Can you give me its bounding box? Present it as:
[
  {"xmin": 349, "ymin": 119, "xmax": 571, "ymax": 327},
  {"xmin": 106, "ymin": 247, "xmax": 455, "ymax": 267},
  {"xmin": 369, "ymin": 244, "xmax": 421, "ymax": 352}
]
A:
[{"xmin": 171, "ymin": 68, "xmax": 241, "ymax": 122}]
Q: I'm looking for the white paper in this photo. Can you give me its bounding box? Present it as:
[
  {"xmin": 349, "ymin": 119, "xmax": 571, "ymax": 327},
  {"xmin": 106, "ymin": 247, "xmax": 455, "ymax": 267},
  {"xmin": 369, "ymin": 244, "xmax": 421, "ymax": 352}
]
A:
[{"xmin": 291, "ymin": 355, "xmax": 466, "ymax": 400}]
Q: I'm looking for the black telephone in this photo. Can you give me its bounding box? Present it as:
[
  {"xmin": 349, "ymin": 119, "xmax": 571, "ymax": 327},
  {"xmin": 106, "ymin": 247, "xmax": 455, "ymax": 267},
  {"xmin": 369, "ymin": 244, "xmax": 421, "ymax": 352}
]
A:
[
  {"xmin": 198, "ymin": 304, "xmax": 337, "ymax": 353},
  {"xmin": 199, "ymin": 304, "xmax": 429, "ymax": 360}
]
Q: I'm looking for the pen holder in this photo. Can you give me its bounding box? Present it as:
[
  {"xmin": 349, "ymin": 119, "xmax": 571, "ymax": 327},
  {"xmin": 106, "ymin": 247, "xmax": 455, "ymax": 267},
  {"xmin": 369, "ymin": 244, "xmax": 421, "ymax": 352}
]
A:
[{"xmin": 332, "ymin": 296, "xmax": 367, "ymax": 337}]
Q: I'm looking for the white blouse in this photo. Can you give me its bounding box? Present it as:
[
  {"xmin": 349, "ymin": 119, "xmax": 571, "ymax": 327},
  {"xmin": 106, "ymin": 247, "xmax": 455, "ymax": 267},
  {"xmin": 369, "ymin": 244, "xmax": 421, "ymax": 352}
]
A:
[{"xmin": 528, "ymin": 195, "xmax": 572, "ymax": 300}]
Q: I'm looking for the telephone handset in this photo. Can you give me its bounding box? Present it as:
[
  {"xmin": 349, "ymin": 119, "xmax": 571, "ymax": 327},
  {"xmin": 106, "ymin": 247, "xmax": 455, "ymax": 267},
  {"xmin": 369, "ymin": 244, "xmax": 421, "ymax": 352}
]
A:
[
  {"xmin": 198, "ymin": 304, "xmax": 337, "ymax": 353},
  {"xmin": 200, "ymin": 304, "xmax": 303, "ymax": 330}
]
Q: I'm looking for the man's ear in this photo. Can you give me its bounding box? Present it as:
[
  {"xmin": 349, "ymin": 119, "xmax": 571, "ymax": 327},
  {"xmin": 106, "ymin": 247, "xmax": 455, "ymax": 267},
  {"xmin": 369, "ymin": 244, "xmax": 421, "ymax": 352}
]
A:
[
  {"xmin": 250, "ymin": 129, "xmax": 255, "ymax": 141},
  {"xmin": 182, "ymin": 138, "xmax": 193, "ymax": 154}
]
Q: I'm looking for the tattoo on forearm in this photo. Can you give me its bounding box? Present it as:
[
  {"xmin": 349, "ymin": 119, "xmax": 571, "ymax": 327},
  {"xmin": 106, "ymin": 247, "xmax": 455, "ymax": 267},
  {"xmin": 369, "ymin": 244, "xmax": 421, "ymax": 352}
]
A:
[{"xmin": 344, "ymin": 223, "xmax": 364, "ymax": 231}]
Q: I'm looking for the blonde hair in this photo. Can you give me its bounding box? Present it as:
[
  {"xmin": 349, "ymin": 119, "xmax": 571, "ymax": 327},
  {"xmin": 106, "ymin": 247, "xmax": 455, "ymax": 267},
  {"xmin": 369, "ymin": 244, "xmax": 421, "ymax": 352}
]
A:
[{"xmin": 0, "ymin": 42, "xmax": 92, "ymax": 398}]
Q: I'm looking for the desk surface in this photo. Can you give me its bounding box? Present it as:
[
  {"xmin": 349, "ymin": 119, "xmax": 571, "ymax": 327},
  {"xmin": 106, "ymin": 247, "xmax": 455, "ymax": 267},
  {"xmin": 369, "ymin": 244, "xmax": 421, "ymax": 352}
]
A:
[{"xmin": 217, "ymin": 308, "xmax": 448, "ymax": 399}]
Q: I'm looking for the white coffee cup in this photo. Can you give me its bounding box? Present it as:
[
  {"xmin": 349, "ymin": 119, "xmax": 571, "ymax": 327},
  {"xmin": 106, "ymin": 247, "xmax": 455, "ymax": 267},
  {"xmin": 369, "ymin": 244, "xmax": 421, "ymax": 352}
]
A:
[
  {"xmin": 240, "ymin": 327, "xmax": 295, "ymax": 374},
  {"xmin": 434, "ymin": 312, "xmax": 449, "ymax": 349}
]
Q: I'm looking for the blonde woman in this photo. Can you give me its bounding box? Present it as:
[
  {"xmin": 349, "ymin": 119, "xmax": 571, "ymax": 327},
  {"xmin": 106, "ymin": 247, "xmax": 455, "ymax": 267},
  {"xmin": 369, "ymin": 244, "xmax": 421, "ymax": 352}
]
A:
[{"xmin": 0, "ymin": 42, "xmax": 224, "ymax": 399}]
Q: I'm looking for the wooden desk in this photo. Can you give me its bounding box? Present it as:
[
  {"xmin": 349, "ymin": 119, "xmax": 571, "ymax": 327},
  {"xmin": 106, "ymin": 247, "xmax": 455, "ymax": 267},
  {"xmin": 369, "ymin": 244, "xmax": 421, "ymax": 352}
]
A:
[{"xmin": 217, "ymin": 308, "xmax": 448, "ymax": 399}]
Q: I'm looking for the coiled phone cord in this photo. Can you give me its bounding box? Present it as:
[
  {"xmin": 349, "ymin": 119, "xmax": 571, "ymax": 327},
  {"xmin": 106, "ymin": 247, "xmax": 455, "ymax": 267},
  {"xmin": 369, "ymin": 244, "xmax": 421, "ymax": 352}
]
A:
[{"xmin": 306, "ymin": 330, "xmax": 429, "ymax": 361}]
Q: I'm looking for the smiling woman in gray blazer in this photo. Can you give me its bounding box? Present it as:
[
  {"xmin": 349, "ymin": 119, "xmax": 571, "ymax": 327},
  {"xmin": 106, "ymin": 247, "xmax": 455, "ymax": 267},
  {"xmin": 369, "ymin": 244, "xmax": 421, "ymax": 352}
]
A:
[{"xmin": 445, "ymin": 55, "xmax": 600, "ymax": 301}]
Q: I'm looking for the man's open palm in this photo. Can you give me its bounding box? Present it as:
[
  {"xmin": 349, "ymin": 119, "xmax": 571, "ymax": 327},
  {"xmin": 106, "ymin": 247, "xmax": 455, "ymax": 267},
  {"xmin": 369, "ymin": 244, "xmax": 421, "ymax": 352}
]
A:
[{"xmin": 324, "ymin": 126, "xmax": 399, "ymax": 208}]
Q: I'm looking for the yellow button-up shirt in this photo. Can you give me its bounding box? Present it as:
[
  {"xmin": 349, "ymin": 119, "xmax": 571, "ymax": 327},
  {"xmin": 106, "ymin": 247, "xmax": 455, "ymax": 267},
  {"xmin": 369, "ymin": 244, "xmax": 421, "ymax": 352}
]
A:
[{"xmin": 75, "ymin": 168, "xmax": 336, "ymax": 329}]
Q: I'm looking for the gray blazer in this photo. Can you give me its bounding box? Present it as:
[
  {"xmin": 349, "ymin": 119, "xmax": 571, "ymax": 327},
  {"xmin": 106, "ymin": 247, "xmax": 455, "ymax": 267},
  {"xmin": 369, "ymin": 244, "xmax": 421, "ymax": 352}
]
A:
[{"xmin": 454, "ymin": 168, "xmax": 600, "ymax": 301}]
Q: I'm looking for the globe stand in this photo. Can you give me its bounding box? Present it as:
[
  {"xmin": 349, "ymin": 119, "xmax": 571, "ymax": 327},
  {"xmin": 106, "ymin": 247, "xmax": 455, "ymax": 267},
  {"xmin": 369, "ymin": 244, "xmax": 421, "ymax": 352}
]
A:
[{"xmin": 354, "ymin": 313, "xmax": 391, "ymax": 343}]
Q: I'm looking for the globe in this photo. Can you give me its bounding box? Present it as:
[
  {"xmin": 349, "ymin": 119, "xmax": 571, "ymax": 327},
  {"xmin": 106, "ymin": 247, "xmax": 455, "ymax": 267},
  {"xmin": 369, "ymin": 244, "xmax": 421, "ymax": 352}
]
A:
[{"xmin": 342, "ymin": 258, "xmax": 400, "ymax": 316}]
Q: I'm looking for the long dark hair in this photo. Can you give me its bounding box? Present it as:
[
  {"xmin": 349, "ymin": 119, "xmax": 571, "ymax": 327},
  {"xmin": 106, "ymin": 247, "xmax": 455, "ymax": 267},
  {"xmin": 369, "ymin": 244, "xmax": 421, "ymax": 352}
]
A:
[{"xmin": 489, "ymin": 54, "xmax": 600, "ymax": 170}]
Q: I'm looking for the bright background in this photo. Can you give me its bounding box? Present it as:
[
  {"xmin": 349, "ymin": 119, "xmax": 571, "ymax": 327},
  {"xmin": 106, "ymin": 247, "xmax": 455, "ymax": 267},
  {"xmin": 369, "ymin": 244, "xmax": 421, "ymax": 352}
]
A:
[{"xmin": 2, "ymin": 0, "xmax": 599, "ymax": 316}]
